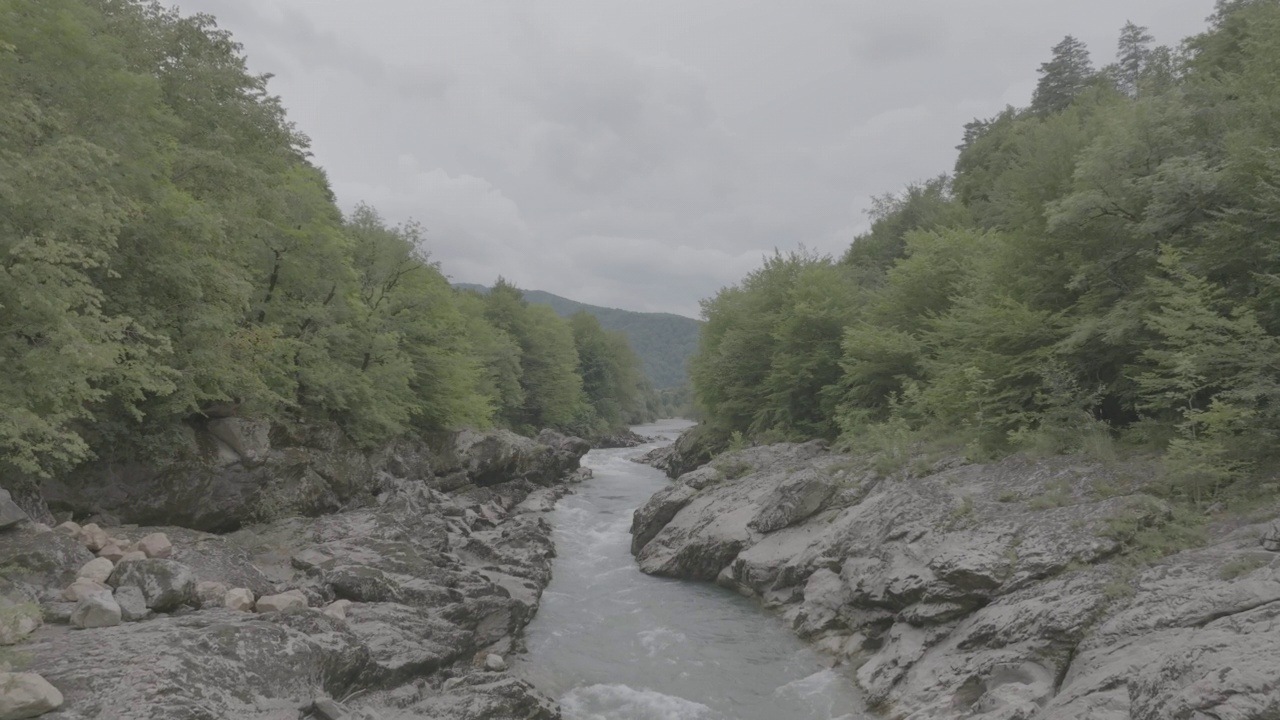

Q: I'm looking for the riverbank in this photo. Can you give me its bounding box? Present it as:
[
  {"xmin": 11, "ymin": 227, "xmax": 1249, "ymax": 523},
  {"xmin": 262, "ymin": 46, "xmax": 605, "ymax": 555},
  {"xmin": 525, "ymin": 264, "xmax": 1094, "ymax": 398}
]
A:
[
  {"xmin": 0, "ymin": 425, "xmax": 593, "ymax": 719},
  {"xmin": 630, "ymin": 435, "xmax": 1280, "ymax": 719}
]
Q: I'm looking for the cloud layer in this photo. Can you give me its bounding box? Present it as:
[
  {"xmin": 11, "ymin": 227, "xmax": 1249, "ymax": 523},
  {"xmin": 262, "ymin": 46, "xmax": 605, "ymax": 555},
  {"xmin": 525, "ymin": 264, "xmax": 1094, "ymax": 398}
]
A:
[{"xmin": 172, "ymin": 0, "xmax": 1214, "ymax": 316}]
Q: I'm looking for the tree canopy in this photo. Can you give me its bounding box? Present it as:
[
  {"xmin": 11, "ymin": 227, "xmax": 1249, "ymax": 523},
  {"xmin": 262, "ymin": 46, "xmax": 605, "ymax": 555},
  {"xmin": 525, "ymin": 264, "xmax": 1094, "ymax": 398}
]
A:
[
  {"xmin": 691, "ymin": 1, "xmax": 1280, "ymax": 505},
  {"xmin": 0, "ymin": 0, "xmax": 655, "ymax": 479}
]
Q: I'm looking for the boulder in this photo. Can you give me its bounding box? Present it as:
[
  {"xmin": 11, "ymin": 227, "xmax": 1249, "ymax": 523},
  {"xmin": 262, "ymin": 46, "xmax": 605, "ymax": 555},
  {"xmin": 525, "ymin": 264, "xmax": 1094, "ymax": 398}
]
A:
[
  {"xmin": 119, "ymin": 550, "xmax": 146, "ymax": 563},
  {"xmin": 78, "ymin": 523, "xmax": 109, "ymax": 552},
  {"xmin": 108, "ymin": 558, "xmax": 196, "ymax": 612},
  {"xmin": 662, "ymin": 424, "xmax": 730, "ymax": 479},
  {"xmin": 0, "ymin": 490, "xmax": 28, "ymax": 531},
  {"xmin": 61, "ymin": 580, "xmax": 110, "ymax": 604},
  {"xmin": 484, "ymin": 653, "xmax": 507, "ymax": 672},
  {"xmin": 195, "ymin": 581, "xmax": 228, "ymax": 608},
  {"xmin": 0, "ymin": 601, "xmax": 41, "ymax": 646},
  {"xmin": 0, "ymin": 672, "xmax": 63, "ymax": 719},
  {"xmin": 113, "ymin": 586, "xmax": 148, "ymax": 622},
  {"xmin": 96, "ymin": 542, "xmax": 126, "ymax": 563},
  {"xmin": 448, "ymin": 429, "xmax": 586, "ymax": 488},
  {"xmin": 52, "ymin": 522, "xmax": 80, "ymax": 538},
  {"xmin": 205, "ymin": 417, "xmax": 270, "ymax": 465},
  {"xmin": 224, "ymin": 588, "xmax": 255, "ymax": 613},
  {"xmin": 1262, "ymin": 523, "xmax": 1280, "ymax": 552},
  {"xmin": 255, "ymin": 590, "xmax": 308, "ymax": 613},
  {"xmin": 71, "ymin": 593, "xmax": 121, "ymax": 629},
  {"xmin": 76, "ymin": 558, "xmax": 114, "ymax": 585},
  {"xmin": 323, "ymin": 599, "xmax": 352, "ymax": 620},
  {"xmin": 137, "ymin": 532, "xmax": 172, "ymax": 559}
]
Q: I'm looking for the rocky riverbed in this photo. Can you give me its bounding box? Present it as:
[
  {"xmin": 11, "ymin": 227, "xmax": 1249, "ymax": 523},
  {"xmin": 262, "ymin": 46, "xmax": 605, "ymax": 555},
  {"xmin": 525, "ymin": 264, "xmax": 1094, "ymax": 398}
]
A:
[
  {"xmin": 631, "ymin": 436, "xmax": 1280, "ymax": 720},
  {"xmin": 0, "ymin": 421, "xmax": 595, "ymax": 720}
]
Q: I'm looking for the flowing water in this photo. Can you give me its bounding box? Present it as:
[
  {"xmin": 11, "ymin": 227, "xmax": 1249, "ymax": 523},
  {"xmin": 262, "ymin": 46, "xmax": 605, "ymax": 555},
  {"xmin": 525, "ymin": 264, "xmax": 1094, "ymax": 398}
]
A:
[{"xmin": 516, "ymin": 419, "xmax": 866, "ymax": 720}]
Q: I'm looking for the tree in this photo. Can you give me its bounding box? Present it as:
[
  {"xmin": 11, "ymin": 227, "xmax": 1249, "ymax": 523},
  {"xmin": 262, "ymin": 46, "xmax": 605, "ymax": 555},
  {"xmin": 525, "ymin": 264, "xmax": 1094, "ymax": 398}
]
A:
[
  {"xmin": 1113, "ymin": 21, "xmax": 1156, "ymax": 97},
  {"xmin": 1030, "ymin": 36, "xmax": 1096, "ymax": 114}
]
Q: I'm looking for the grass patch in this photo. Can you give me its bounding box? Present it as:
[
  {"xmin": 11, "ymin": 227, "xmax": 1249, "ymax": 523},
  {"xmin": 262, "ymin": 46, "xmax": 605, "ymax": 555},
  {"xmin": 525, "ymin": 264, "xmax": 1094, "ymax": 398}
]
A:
[
  {"xmin": 1219, "ymin": 555, "xmax": 1271, "ymax": 580},
  {"xmin": 1100, "ymin": 496, "xmax": 1208, "ymax": 565},
  {"xmin": 945, "ymin": 496, "xmax": 978, "ymax": 530},
  {"xmin": 711, "ymin": 458, "xmax": 752, "ymax": 481},
  {"xmin": 1027, "ymin": 479, "xmax": 1073, "ymax": 511}
]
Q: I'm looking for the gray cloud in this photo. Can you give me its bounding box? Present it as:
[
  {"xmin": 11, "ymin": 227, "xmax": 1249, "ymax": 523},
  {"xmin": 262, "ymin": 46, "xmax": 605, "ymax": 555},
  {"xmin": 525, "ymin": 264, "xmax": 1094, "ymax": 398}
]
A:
[{"xmin": 170, "ymin": 0, "xmax": 1215, "ymax": 317}]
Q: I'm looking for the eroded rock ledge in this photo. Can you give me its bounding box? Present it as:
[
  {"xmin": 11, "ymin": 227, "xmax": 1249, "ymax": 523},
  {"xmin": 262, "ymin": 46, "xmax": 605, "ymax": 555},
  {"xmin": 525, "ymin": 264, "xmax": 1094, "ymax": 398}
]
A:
[
  {"xmin": 631, "ymin": 438, "xmax": 1280, "ymax": 720},
  {"xmin": 0, "ymin": 426, "xmax": 590, "ymax": 720}
]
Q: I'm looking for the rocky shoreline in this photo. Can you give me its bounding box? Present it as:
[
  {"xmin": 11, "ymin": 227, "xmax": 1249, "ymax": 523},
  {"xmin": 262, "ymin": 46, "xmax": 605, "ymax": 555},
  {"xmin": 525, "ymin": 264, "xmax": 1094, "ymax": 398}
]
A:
[
  {"xmin": 631, "ymin": 435, "xmax": 1280, "ymax": 720},
  {"xmin": 0, "ymin": 423, "xmax": 594, "ymax": 720}
]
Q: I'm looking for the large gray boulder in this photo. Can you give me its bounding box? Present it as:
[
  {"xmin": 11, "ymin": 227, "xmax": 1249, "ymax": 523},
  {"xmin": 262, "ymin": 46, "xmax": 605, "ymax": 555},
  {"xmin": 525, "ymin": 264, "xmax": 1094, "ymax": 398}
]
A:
[
  {"xmin": 70, "ymin": 592, "xmax": 121, "ymax": 629},
  {"xmin": 445, "ymin": 429, "xmax": 587, "ymax": 488},
  {"xmin": 0, "ymin": 490, "xmax": 29, "ymax": 531},
  {"xmin": 107, "ymin": 559, "xmax": 196, "ymax": 612}
]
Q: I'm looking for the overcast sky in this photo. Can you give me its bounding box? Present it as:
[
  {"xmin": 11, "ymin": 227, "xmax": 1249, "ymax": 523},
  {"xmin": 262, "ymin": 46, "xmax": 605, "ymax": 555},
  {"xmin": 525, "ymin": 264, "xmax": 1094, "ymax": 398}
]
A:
[{"xmin": 170, "ymin": 1, "xmax": 1215, "ymax": 318}]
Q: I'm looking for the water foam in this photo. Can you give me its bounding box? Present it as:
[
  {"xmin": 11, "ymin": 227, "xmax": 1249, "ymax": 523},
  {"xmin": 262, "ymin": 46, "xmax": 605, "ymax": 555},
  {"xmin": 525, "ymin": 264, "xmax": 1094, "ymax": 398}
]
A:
[{"xmin": 561, "ymin": 684, "xmax": 717, "ymax": 720}]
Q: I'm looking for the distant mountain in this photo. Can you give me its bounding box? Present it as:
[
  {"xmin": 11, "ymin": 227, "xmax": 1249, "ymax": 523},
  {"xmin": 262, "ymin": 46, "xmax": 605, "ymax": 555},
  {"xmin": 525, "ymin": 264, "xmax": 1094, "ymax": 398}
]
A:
[{"xmin": 456, "ymin": 284, "xmax": 699, "ymax": 389}]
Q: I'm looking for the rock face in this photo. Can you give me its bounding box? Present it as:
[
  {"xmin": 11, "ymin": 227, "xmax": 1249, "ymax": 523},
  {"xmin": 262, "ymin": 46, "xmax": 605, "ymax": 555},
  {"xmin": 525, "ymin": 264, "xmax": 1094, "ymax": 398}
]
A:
[
  {"xmin": 631, "ymin": 439, "xmax": 1280, "ymax": 720},
  {"xmin": 6, "ymin": 426, "xmax": 581, "ymax": 719},
  {"xmin": 632, "ymin": 423, "xmax": 728, "ymax": 479},
  {"xmin": 586, "ymin": 429, "xmax": 653, "ymax": 449},
  {"xmin": 27, "ymin": 420, "xmax": 588, "ymax": 532}
]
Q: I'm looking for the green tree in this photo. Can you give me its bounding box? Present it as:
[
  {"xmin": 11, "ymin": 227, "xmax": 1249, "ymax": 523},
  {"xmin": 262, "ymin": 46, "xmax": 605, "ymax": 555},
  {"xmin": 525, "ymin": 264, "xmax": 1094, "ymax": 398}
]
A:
[{"xmin": 1030, "ymin": 36, "xmax": 1096, "ymax": 115}]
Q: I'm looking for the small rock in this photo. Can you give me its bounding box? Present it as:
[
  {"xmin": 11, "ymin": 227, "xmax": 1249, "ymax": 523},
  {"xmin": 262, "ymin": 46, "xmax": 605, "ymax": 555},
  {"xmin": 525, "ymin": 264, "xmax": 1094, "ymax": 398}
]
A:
[
  {"xmin": 53, "ymin": 521, "xmax": 81, "ymax": 538},
  {"xmin": 28, "ymin": 523, "xmax": 50, "ymax": 534},
  {"xmin": 322, "ymin": 599, "xmax": 352, "ymax": 620},
  {"xmin": 1262, "ymin": 524, "xmax": 1280, "ymax": 553},
  {"xmin": 113, "ymin": 586, "xmax": 149, "ymax": 622},
  {"xmin": 485, "ymin": 653, "xmax": 508, "ymax": 672},
  {"xmin": 79, "ymin": 523, "xmax": 109, "ymax": 552},
  {"xmin": 97, "ymin": 542, "xmax": 126, "ymax": 563},
  {"xmin": 255, "ymin": 590, "xmax": 308, "ymax": 613},
  {"xmin": 137, "ymin": 533, "xmax": 173, "ymax": 559},
  {"xmin": 0, "ymin": 672, "xmax": 64, "ymax": 718},
  {"xmin": 224, "ymin": 588, "xmax": 255, "ymax": 613},
  {"xmin": 76, "ymin": 557, "xmax": 115, "ymax": 585},
  {"xmin": 119, "ymin": 550, "xmax": 147, "ymax": 563},
  {"xmin": 311, "ymin": 697, "xmax": 349, "ymax": 720},
  {"xmin": 62, "ymin": 579, "xmax": 110, "ymax": 603},
  {"xmin": 195, "ymin": 581, "xmax": 228, "ymax": 608},
  {"xmin": 0, "ymin": 602, "xmax": 41, "ymax": 646},
  {"xmin": 0, "ymin": 490, "xmax": 29, "ymax": 531},
  {"xmin": 108, "ymin": 558, "xmax": 197, "ymax": 612},
  {"xmin": 71, "ymin": 593, "xmax": 122, "ymax": 629}
]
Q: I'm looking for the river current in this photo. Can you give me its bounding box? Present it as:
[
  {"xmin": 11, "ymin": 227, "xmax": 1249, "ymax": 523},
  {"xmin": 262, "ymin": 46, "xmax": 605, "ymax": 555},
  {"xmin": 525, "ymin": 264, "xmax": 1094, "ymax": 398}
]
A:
[{"xmin": 515, "ymin": 419, "xmax": 866, "ymax": 720}]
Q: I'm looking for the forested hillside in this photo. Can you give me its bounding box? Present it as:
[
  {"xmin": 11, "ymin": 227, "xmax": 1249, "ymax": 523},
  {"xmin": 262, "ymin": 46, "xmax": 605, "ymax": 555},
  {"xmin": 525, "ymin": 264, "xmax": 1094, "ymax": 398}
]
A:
[
  {"xmin": 456, "ymin": 283, "xmax": 700, "ymax": 390},
  {"xmin": 0, "ymin": 0, "xmax": 655, "ymax": 481},
  {"xmin": 692, "ymin": 0, "xmax": 1280, "ymax": 506}
]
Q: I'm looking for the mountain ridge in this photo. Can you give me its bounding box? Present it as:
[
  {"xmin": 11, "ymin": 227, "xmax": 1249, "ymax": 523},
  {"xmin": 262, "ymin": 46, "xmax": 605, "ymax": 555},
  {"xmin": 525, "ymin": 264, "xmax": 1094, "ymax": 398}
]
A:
[{"xmin": 455, "ymin": 283, "xmax": 699, "ymax": 389}]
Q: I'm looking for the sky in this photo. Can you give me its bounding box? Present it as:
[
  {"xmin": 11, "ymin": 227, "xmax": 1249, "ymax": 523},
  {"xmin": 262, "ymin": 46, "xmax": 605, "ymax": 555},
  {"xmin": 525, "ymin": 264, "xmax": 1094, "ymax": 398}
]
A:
[{"xmin": 169, "ymin": 1, "xmax": 1216, "ymax": 318}]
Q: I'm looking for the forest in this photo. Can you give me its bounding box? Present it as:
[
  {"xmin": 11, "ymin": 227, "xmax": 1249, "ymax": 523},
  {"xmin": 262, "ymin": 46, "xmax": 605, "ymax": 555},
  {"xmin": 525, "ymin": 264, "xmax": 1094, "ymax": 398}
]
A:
[
  {"xmin": 0, "ymin": 0, "xmax": 658, "ymax": 481},
  {"xmin": 692, "ymin": 0, "xmax": 1280, "ymax": 505}
]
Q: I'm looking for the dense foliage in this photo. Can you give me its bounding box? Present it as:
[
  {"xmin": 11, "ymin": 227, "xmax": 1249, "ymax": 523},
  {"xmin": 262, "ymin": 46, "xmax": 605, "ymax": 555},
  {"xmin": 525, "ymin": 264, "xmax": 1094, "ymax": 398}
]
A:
[
  {"xmin": 0, "ymin": 0, "xmax": 652, "ymax": 479},
  {"xmin": 691, "ymin": 0, "xmax": 1280, "ymax": 504}
]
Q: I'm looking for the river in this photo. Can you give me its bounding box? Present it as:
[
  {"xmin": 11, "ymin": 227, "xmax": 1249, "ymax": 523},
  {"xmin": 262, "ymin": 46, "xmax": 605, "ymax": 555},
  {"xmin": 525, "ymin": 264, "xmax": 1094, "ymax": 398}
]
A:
[{"xmin": 516, "ymin": 419, "xmax": 866, "ymax": 720}]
